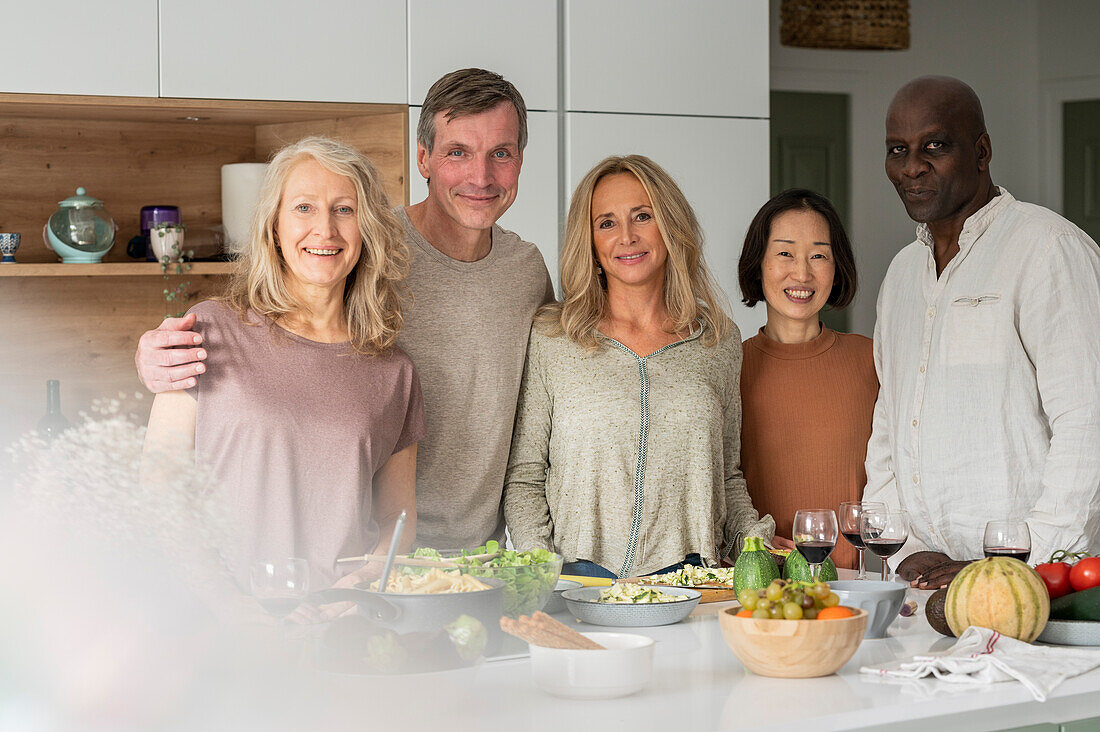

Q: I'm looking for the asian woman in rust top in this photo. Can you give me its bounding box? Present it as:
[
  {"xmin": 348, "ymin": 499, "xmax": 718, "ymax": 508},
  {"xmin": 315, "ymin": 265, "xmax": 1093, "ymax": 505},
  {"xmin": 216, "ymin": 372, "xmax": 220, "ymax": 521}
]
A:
[{"xmin": 737, "ymin": 189, "xmax": 878, "ymax": 570}]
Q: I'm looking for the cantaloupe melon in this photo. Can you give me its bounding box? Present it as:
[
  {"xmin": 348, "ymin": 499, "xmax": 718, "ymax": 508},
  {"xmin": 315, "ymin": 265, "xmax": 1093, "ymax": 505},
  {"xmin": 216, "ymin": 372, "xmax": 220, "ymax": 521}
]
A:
[{"xmin": 944, "ymin": 557, "xmax": 1049, "ymax": 642}]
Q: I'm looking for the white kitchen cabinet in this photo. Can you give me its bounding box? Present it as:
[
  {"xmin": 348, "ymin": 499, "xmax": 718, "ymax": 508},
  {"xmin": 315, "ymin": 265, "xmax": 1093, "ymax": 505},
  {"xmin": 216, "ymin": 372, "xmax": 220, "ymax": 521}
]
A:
[
  {"xmin": 0, "ymin": 1, "xmax": 158, "ymax": 96},
  {"xmin": 565, "ymin": 0, "xmax": 769, "ymax": 119},
  {"xmin": 567, "ymin": 113, "xmax": 769, "ymax": 335},
  {"xmin": 408, "ymin": 0, "xmax": 558, "ymax": 111},
  {"xmin": 409, "ymin": 108, "xmax": 561, "ymax": 294},
  {"xmin": 159, "ymin": 0, "xmax": 407, "ymax": 103}
]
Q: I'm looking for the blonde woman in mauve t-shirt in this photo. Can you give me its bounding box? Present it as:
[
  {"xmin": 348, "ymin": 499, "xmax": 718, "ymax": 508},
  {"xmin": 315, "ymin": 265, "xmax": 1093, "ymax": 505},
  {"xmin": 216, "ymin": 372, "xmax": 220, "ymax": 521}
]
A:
[
  {"xmin": 503, "ymin": 155, "xmax": 779, "ymax": 580},
  {"xmin": 736, "ymin": 189, "xmax": 878, "ymax": 572},
  {"xmin": 143, "ymin": 137, "xmax": 425, "ymax": 622}
]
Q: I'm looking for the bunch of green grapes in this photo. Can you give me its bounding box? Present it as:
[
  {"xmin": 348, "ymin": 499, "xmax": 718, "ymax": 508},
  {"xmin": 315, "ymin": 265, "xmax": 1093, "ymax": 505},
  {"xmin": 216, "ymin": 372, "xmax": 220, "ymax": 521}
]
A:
[{"xmin": 736, "ymin": 579, "xmax": 839, "ymax": 620}]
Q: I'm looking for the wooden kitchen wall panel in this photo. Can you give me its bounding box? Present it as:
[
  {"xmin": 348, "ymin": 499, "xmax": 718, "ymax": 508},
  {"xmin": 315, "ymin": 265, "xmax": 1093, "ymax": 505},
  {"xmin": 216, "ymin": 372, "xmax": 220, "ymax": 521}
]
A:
[
  {"xmin": 0, "ymin": 275, "xmax": 228, "ymax": 450},
  {"xmin": 0, "ymin": 116, "xmax": 258, "ymax": 263},
  {"xmin": 255, "ymin": 111, "xmax": 409, "ymax": 206},
  {"xmin": 0, "ymin": 94, "xmax": 406, "ymax": 126}
]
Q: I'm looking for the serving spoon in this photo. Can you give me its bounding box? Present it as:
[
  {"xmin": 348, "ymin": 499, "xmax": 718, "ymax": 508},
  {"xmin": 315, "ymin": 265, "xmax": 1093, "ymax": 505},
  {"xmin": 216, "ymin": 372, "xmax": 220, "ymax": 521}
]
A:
[{"xmin": 375, "ymin": 510, "xmax": 406, "ymax": 594}]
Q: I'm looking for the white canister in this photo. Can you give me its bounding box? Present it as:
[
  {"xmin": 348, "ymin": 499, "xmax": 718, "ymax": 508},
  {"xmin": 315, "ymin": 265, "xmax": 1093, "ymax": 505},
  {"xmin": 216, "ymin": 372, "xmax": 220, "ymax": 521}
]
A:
[{"xmin": 221, "ymin": 163, "xmax": 269, "ymax": 255}]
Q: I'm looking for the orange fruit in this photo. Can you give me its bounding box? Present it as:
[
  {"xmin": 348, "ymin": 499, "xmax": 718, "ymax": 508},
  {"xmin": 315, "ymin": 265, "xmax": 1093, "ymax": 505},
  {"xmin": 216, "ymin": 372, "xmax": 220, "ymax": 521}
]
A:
[
  {"xmin": 816, "ymin": 606, "xmax": 855, "ymax": 620},
  {"xmin": 736, "ymin": 609, "xmax": 754, "ymax": 618}
]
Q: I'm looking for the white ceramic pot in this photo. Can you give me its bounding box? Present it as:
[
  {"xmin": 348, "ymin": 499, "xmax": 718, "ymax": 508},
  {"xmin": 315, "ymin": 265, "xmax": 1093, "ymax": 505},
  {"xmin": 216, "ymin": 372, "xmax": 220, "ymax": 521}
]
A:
[{"xmin": 151, "ymin": 229, "xmax": 185, "ymax": 263}]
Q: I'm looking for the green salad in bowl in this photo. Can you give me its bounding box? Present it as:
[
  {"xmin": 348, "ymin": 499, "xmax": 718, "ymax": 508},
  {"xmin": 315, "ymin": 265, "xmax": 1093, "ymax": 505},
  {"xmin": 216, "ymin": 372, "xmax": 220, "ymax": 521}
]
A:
[{"xmin": 409, "ymin": 542, "xmax": 562, "ymax": 618}]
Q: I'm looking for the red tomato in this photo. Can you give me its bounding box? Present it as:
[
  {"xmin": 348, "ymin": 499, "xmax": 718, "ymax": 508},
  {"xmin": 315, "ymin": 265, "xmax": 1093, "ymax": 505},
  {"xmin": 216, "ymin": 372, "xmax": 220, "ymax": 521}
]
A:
[
  {"xmin": 1035, "ymin": 562, "xmax": 1073, "ymax": 599},
  {"xmin": 1069, "ymin": 557, "xmax": 1100, "ymax": 592}
]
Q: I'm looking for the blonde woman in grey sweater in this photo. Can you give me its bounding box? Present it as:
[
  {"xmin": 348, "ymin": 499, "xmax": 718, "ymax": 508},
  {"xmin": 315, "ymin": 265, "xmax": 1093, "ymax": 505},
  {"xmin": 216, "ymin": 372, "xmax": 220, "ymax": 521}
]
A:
[{"xmin": 503, "ymin": 155, "xmax": 775, "ymax": 579}]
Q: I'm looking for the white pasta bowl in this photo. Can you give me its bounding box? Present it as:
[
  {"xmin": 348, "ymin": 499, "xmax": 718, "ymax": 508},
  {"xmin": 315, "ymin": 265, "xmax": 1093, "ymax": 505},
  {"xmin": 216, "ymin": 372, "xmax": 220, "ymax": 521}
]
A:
[
  {"xmin": 561, "ymin": 585, "xmax": 701, "ymax": 626},
  {"xmin": 529, "ymin": 632, "xmax": 655, "ymax": 699}
]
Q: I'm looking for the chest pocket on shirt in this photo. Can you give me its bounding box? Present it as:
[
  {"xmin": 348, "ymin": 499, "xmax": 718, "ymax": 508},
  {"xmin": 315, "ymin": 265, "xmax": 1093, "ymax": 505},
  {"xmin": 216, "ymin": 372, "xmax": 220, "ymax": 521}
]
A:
[{"xmin": 944, "ymin": 293, "xmax": 1004, "ymax": 365}]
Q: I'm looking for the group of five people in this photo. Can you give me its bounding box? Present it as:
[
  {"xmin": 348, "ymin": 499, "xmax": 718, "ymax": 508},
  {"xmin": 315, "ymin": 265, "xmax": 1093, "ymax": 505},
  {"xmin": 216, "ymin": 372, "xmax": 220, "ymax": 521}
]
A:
[{"xmin": 138, "ymin": 68, "xmax": 1100, "ymax": 620}]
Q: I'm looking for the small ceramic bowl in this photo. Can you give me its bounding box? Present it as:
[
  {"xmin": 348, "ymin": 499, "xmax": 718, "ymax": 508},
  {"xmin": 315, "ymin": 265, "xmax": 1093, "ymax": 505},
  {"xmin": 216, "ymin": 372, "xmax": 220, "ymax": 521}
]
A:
[
  {"xmin": 828, "ymin": 580, "xmax": 907, "ymax": 639},
  {"xmin": 529, "ymin": 632, "xmax": 655, "ymax": 699},
  {"xmin": 0, "ymin": 233, "xmax": 20, "ymax": 263},
  {"xmin": 562, "ymin": 585, "xmax": 701, "ymax": 627},
  {"xmin": 719, "ymin": 607, "xmax": 868, "ymax": 678},
  {"xmin": 543, "ymin": 578, "xmax": 583, "ymax": 614}
]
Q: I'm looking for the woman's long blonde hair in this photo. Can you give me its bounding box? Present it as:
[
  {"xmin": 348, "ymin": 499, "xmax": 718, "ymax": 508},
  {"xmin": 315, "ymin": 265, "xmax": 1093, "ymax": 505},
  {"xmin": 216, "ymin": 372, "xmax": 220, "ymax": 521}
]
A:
[
  {"xmin": 224, "ymin": 136, "xmax": 408, "ymax": 354},
  {"xmin": 537, "ymin": 155, "xmax": 731, "ymax": 349}
]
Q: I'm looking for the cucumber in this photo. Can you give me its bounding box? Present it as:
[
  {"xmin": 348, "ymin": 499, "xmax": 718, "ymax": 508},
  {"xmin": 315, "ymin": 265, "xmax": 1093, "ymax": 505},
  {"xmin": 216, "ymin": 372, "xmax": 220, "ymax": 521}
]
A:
[
  {"xmin": 1049, "ymin": 586, "xmax": 1100, "ymax": 621},
  {"xmin": 782, "ymin": 549, "xmax": 838, "ymax": 582},
  {"xmin": 733, "ymin": 536, "xmax": 781, "ymax": 594}
]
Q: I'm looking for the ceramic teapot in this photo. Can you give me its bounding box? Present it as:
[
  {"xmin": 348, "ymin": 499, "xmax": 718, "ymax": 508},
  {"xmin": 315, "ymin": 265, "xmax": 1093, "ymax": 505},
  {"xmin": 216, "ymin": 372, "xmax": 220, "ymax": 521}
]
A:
[{"xmin": 46, "ymin": 187, "xmax": 116, "ymax": 263}]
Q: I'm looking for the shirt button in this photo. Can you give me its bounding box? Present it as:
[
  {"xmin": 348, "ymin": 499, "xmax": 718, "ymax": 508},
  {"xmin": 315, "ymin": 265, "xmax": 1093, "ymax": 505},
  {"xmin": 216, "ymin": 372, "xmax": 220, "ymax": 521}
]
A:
[
  {"xmin": 912, "ymin": 419, "xmax": 919, "ymax": 427},
  {"xmin": 912, "ymin": 474, "xmax": 919, "ymax": 484},
  {"xmin": 927, "ymin": 307, "xmax": 936, "ymax": 318},
  {"xmin": 919, "ymin": 365, "xmax": 926, "ymax": 373}
]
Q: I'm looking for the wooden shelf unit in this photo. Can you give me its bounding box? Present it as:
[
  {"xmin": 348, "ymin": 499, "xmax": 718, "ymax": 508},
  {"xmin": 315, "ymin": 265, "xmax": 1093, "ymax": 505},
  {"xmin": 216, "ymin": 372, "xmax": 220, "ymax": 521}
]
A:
[
  {"xmin": 0, "ymin": 93, "xmax": 408, "ymax": 449},
  {"xmin": 0, "ymin": 262, "xmax": 236, "ymax": 276}
]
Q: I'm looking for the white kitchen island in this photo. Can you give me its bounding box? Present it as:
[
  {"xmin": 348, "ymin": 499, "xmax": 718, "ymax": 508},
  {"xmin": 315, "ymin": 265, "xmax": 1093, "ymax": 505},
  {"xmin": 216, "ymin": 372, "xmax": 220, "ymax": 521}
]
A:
[{"xmin": 323, "ymin": 587, "xmax": 1100, "ymax": 732}]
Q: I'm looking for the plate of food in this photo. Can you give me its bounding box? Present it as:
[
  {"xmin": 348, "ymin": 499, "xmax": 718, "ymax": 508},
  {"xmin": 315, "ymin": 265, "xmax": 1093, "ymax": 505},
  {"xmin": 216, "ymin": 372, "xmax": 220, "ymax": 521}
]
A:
[
  {"xmin": 1036, "ymin": 618, "xmax": 1100, "ymax": 646},
  {"xmin": 1037, "ymin": 581, "xmax": 1100, "ymax": 646},
  {"xmin": 628, "ymin": 565, "xmax": 740, "ymax": 603},
  {"xmin": 561, "ymin": 583, "xmax": 701, "ymax": 626}
]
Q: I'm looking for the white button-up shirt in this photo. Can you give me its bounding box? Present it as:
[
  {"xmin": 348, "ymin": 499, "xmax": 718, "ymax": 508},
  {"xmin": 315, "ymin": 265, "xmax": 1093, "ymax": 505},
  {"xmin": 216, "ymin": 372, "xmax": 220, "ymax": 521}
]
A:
[{"xmin": 864, "ymin": 189, "xmax": 1100, "ymax": 564}]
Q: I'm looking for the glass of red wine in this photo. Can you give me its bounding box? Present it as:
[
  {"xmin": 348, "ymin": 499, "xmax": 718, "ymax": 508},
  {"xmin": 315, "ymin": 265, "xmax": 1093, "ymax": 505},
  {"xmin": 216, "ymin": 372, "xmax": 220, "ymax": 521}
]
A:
[
  {"xmin": 792, "ymin": 509, "xmax": 839, "ymax": 582},
  {"xmin": 983, "ymin": 520, "xmax": 1031, "ymax": 563},
  {"xmin": 860, "ymin": 509, "xmax": 909, "ymax": 581},
  {"xmin": 250, "ymin": 558, "xmax": 310, "ymax": 625},
  {"xmin": 839, "ymin": 500, "xmax": 886, "ymax": 580}
]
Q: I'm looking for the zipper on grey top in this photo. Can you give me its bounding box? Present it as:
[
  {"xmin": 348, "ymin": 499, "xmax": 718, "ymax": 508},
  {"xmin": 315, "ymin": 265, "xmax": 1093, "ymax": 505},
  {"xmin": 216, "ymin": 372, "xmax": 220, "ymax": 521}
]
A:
[{"xmin": 606, "ymin": 338, "xmax": 689, "ymax": 578}]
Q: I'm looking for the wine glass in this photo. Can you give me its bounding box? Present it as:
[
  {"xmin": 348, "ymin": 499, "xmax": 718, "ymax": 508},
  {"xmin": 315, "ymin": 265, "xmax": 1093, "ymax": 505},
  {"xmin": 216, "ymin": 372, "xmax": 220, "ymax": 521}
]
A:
[
  {"xmin": 250, "ymin": 558, "xmax": 310, "ymax": 625},
  {"xmin": 861, "ymin": 509, "xmax": 909, "ymax": 581},
  {"xmin": 792, "ymin": 509, "xmax": 839, "ymax": 581},
  {"xmin": 839, "ymin": 500, "xmax": 886, "ymax": 580},
  {"xmin": 983, "ymin": 520, "xmax": 1031, "ymax": 563}
]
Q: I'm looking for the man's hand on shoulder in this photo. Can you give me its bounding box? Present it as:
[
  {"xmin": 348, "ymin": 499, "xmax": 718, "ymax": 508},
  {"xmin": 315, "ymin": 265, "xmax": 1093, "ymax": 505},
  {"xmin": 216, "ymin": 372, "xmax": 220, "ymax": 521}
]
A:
[{"xmin": 135, "ymin": 313, "xmax": 207, "ymax": 393}]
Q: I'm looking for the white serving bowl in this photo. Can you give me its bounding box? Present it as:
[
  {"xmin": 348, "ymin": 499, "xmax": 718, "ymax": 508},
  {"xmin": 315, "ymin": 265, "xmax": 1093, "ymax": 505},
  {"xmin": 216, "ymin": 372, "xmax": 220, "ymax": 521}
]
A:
[
  {"xmin": 529, "ymin": 632, "xmax": 655, "ymax": 699},
  {"xmin": 562, "ymin": 585, "xmax": 701, "ymax": 626},
  {"xmin": 828, "ymin": 580, "xmax": 908, "ymax": 638}
]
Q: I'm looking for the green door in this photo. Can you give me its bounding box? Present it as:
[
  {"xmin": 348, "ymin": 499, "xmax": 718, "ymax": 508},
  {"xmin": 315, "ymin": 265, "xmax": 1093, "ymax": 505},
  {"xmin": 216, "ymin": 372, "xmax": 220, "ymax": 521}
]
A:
[
  {"xmin": 770, "ymin": 91, "xmax": 851, "ymax": 332},
  {"xmin": 1063, "ymin": 99, "xmax": 1100, "ymax": 243}
]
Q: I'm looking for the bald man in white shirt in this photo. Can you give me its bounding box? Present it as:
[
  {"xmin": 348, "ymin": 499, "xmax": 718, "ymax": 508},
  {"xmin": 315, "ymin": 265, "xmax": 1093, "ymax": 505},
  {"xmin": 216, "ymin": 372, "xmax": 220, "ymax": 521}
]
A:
[{"xmin": 864, "ymin": 76, "xmax": 1100, "ymax": 589}]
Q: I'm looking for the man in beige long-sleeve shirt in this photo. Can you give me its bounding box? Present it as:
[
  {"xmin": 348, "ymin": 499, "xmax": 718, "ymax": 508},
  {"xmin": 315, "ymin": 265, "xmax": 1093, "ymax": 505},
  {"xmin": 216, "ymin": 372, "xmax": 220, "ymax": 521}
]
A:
[
  {"xmin": 865, "ymin": 76, "xmax": 1100, "ymax": 588},
  {"xmin": 135, "ymin": 69, "xmax": 553, "ymax": 551}
]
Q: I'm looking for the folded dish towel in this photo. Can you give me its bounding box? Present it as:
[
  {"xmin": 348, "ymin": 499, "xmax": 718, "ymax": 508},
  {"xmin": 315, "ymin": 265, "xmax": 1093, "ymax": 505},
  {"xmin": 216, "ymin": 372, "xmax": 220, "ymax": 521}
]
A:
[{"xmin": 860, "ymin": 626, "xmax": 1100, "ymax": 701}]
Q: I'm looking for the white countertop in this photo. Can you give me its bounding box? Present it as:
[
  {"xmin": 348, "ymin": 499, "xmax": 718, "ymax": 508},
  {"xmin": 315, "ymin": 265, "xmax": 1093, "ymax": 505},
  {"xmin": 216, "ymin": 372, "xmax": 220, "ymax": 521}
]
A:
[{"xmin": 332, "ymin": 583, "xmax": 1100, "ymax": 732}]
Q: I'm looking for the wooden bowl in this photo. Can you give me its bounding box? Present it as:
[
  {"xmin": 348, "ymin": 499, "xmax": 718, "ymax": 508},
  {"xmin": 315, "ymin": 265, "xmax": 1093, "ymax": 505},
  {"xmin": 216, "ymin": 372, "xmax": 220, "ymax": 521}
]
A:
[{"xmin": 718, "ymin": 607, "xmax": 868, "ymax": 678}]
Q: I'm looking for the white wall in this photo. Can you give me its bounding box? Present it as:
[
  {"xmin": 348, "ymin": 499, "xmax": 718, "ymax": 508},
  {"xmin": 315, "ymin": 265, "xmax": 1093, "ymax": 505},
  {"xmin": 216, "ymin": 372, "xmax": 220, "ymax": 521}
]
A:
[
  {"xmin": 769, "ymin": 0, "xmax": 1042, "ymax": 336},
  {"xmin": 1038, "ymin": 0, "xmax": 1100, "ymax": 82},
  {"xmin": 1036, "ymin": 1, "xmax": 1100, "ymax": 213}
]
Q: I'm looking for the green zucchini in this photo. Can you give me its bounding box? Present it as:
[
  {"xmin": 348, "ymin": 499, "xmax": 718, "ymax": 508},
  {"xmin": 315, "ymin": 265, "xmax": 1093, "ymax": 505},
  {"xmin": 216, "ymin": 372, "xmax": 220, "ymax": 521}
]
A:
[
  {"xmin": 733, "ymin": 536, "xmax": 781, "ymax": 594},
  {"xmin": 782, "ymin": 548, "xmax": 838, "ymax": 582},
  {"xmin": 1050, "ymin": 586, "xmax": 1100, "ymax": 621}
]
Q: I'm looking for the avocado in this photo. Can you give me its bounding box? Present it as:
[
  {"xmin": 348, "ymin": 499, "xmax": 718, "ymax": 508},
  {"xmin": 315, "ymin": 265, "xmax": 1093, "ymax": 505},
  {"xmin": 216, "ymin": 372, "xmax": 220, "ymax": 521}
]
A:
[{"xmin": 925, "ymin": 587, "xmax": 954, "ymax": 637}]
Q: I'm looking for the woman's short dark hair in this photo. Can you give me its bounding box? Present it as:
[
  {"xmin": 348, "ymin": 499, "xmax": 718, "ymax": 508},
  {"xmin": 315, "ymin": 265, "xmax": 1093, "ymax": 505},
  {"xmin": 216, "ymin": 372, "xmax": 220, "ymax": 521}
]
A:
[{"xmin": 737, "ymin": 188, "xmax": 858, "ymax": 310}]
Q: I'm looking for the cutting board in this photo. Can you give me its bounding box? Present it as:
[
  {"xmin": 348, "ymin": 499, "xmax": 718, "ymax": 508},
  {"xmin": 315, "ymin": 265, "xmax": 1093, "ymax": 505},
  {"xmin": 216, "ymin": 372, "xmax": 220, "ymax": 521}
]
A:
[{"xmin": 621, "ymin": 576, "xmax": 739, "ymax": 604}]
